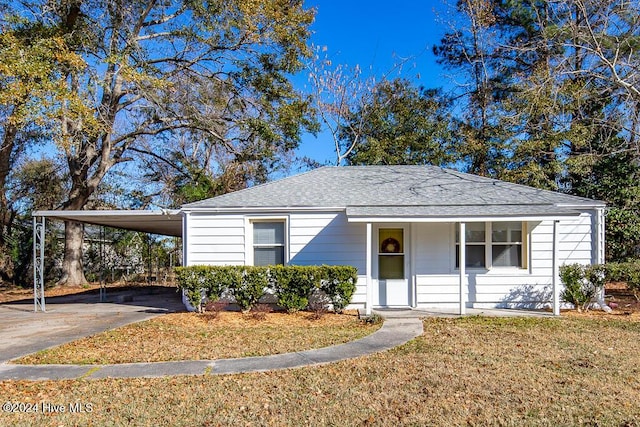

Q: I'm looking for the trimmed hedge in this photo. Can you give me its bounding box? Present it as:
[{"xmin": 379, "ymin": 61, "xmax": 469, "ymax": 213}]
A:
[
  {"xmin": 270, "ymin": 265, "xmax": 315, "ymax": 313},
  {"xmin": 175, "ymin": 265, "xmax": 358, "ymax": 313},
  {"xmin": 560, "ymin": 261, "xmax": 640, "ymax": 310}
]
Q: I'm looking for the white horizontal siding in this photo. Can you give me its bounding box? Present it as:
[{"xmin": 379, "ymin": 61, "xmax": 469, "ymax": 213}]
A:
[
  {"xmin": 183, "ymin": 210, "xmax": 597, "ymax": 310},
  {"xmin": 185, "ymin": 214, "xmax": 245, "ymax": 266},
  {"xmin": 416, "ymin": 274, "xmax": 460, "ymax": 305},
  {"xmin": 530, "ymin": 216, "xmax": 594, "ymax": 275},
  {"xmin": 289, "ymin": 212, "xmax": 365, "ymax": 272},
  {"xmin": 415, "ymin": 273, "xmax": 553, "ymax": 309},
  {"xmin": 412, "ymin": 214, "xmax": 596, "ymax": 308},
  {"xmin": 532, "ymin": 240, "xmax": 593, "ymax": 253},
  {"xmin": 413, "ymin": 223, "xmax": 450, "ymax": 274},
  {"xmin": 185, "ymin": 210, "xmax": 365, "ymax": 271},
  {"xmin": 349, "ymin": 276, "xmax": 367, "ymax": 306},
  {"xmin": 473, "ymin": 274, "xmax": 552, "ymax": 307}
]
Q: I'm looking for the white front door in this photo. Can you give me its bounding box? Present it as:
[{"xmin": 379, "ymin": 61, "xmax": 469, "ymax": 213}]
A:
[{"xmin": 376, "ymin": 226, "xmax": 410, "ymax": 307}]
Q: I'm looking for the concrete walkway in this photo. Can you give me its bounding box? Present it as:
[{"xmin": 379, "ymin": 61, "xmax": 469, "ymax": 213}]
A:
[
  {"xmin": 0, "ymin": 287, "xmax": 424, "ymax": 380},
  {"xmin": 0, "ymin": 317, "xmax": 423, "ymax": 380}
]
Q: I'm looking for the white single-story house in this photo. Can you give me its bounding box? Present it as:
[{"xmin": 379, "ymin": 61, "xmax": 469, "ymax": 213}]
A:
[
  {"xmin": 33, "ymin": 165, "xmax": 605, "ymax": 315},
  {"xmin": 179, "ymin": 165, "xmax": 605, "ymax": 315}
]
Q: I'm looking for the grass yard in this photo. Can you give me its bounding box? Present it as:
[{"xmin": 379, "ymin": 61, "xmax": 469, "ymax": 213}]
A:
[
  {"xmin": 16, "ymin": 311, "xmax": 380, "ymax": 364},
  {"xmin": 2, "ymin": 315, "xmax": 640, "ymax": 426}
]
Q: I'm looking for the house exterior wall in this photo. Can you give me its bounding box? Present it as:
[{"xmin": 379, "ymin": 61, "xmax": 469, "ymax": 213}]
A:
[
  {"xmin": 288, "ymin": 212, "xmax": 367, "ymax": 304},
  {"xmin": 184, "ymin": 212, "xmax": 246, "ymax": 266},
  {"xmin": 182, "ymin": 211, "xmax": 369, "ymax": 304},
  {"xmin": 183, "ymin": 209, "xmax": 598, "ymax": 310},
  {"xmin": 412, "ymin": 213, "xmax": 595, "ymax": 309}
]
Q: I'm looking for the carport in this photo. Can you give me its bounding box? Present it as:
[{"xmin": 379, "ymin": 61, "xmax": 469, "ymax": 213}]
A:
[{"xmin": 31, "ymin": 210, "xmax": 183, "ymax": 312}]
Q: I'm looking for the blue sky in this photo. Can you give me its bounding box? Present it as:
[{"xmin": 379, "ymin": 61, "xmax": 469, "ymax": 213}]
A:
[{"xmin": 297, "ymin": 1, "xmax": 451, "ymax": 165}]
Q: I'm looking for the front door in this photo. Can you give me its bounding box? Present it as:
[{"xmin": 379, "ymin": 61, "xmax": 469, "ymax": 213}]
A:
[{"xmin": 377, "ymin": 227, "xmax": 410, "ymax": 306}]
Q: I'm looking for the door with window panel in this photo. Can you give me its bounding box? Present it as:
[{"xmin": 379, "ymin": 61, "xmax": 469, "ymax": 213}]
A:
[{"xmin": 377, "ymin": 227, "xmax": 410, "ymax": 306}]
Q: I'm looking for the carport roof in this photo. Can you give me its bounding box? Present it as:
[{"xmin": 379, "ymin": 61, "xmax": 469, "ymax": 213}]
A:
[{"xmin": 32, "ymin": 209, "xmax": 183, "ymax": 237}]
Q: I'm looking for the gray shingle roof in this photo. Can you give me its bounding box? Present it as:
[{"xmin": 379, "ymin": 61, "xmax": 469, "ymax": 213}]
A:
[{"xmin": 182, "ymin": 166, "xmax": 604, "ymax": 216}]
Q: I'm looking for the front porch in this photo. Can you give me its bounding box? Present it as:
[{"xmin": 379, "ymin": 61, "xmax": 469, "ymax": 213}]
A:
[
  {"xmin": 368, "ymin": 307, "xmax": 555, "ymax": 319},
  {"xmin": 354, "ymin": 219, "xmax": 576, "ymax": 317}
]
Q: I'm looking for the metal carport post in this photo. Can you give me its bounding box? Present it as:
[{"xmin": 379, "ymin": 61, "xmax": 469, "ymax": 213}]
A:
[{"xmin": 33, "ymin": 215, "xmax": 46, "ymax": 312}]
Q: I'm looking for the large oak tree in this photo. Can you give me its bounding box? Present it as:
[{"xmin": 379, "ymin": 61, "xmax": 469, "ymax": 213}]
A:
[{"xmin": 1, "ymin": 0, "xmax": 315, "ymax": 285}]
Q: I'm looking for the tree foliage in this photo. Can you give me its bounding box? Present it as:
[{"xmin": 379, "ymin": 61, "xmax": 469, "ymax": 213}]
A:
[
  {"xmin": 434, "ymin": 0, "xmax": 511, "ymax": 178},
  {"xmin": 344, "ymin": 79, "xmax": 456, "ymax": 167},
  {"xmin": 0, "ymin": 0, "xmax": 316, "ymax": 285},
  {"xmin": 434, "ymin": 0, "xmax": 640, "ymax": 261},
  {"xmin": 306, "ymin": 47, "xmax": 378, "ymax": 165},
  {"xmin": 0, "ymin": 16, "xmax": 83, "ymax": 279}
]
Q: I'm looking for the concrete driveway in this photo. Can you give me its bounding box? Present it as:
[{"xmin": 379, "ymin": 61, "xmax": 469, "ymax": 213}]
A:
[{"xmin": 0, "ymin": 286, "xmax": 185, "ymax": 363}]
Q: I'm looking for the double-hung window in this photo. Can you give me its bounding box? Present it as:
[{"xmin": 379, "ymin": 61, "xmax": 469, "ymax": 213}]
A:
[
  {"xmin": 455, "ymin": 222, "xmax": 524, "ymax": 269},
  {"xmin": 491, "ymin": 222, "xmax": 523, "ymax": 267},
  {"xmin": 252, "ymin": 221, "xmax": 285, "ymax": 266},
  {"xmin": 455, "ymin": 223, "xmax": 487, "ymax": 268}
]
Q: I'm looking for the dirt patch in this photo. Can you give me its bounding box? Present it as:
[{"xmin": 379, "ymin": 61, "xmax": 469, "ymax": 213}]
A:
[
  {"xmin": 605, "ymin": 282, "xmax": 640, "ymax": 313},
  {"xmin": 560, "ymin": 282, "xmax": 640, "ymax": 318}
]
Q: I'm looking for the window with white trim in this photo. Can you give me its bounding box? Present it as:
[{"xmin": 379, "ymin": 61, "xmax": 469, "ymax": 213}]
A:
[
  {"xmin": 491, "ymin": 221, "xmax": 523, "ymax": 267},
  {"xmin": 252, "ymin": 221, "xmax": 285, "ymax": 266},
  {"xmin": 455, "ymin": 222, "xmax": 486, "ymax": 268},
  {"xmin": 455, "ymin": 222, "xmax": 524, "ymax": 269}
]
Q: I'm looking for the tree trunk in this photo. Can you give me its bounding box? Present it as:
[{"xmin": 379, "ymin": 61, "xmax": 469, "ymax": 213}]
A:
[
  {"xmin": 0, "ymin": 117, "xmax": 18, "ymax": 283},
  {"xmin": 56, "ymin": 220, "xmax": 87, "ymax": 286}
]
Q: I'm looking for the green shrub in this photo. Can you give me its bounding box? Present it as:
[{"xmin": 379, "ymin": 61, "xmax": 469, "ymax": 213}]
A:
[
  {"xmin": 202, "ymin": 266, "xmax": 232, "ymax": 301},
  {"xmin": 175, "ymin": 266, "xmax": 211, "ymax": 312},
  {"xmin": 585, "ymin": 264, "xmax": 607, "ymax": 294},
  {"xmin": 319, "ymin": 265, "xmax": 358, "ymax": 313},
  {"xmin": 231, "ymin": 267, "xmax": 268, "ymax": 312},
  {"xmin": 175, "ymin": 266, "xmax": 235, "ymax": 312},
  {"xmin": 560, "ymin": 264, "xmax": 600, "ymax": 311},
  {"xmin": 557, "ymin": 263, "xmax": 640, "ymax": 311},
  {"xmin": 626, "ymin": 263, "xmax": 640, "ymax": 301},
  {"xmin": 270, "ymin": 265, "xmax": 316, "ymax": 313}
]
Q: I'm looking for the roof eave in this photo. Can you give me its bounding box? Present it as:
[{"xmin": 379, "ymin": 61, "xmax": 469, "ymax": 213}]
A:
[
  {"xmin": 180, "ymin": 206, "xmax": 346, "ymax": 213},
  {"xmin": 347, "ymin": 213, "xmax": 585, "ymax": 223}
]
